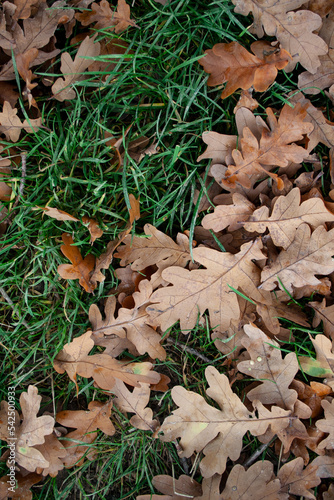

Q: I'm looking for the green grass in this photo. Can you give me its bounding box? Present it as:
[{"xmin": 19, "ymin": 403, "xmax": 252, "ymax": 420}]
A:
[{"xmin": 0, "ymin": 0, "xmax": 331, "ymax": 498}]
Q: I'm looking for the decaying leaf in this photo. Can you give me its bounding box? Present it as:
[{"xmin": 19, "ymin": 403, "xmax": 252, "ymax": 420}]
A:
[
  {"xmin": 75, "ymin": 0, "xmax": 139, "ymax": 33},
  {"xmin": 53, "ymin": 329, "xmax": 160, "ymax": 393},
  {"xmin": 310, "ymin": 299, "xmax": 334, "ymax": 340},
  {"xmin": 315, "ymin": 399, "xmax": 334, "ymax": 449},
  {"xmin": 232, "ymin": 0, "xmax": 328, "ymax": 73},
  {"xmin": 202, "ymin": 193, "xmax": 255, "ymax": 232},
  {"xmin": 160, "ymin": 366, "xmax": 291, "ymax": 478},
  {"xmin": 199, "ymin": 40, "xmax": 291, "ymax": 99},
  {"xmin": 260, "ymin": 224, "xmax": 334, "ymax": 292},
  {"xmin": 82, "ymin": 215, "xmax": 103, "ymax": 244},
  {"xmin": 147, "ymin": 239, "xmax": 265, "ymax": 334},
  {"xmin": 299, "ymin": 334, "xmax": 334, "ymax": 380},
  {"xmin": 0, "ymin": 101, "xmax": 42, "ymax": 142},
  {"xmin": 40, "ymin": 206, "xmax": 79, "ymax": 221},
  {"xmin": 137, "ymin": 475, "xmax": 202, "ymax": 500},
  {"xmin": 51, "ymin": 36, "xmax": 100, "ymax": 101},
  {"xmin": 0, "ymin": 472, "xmax": 42, "ymax": 500},
  {"xmin": 57, "ymin": 233, "xmax": 96, "ymax": 293},
  {"xmin": 243, "ymin": 187, "xmax": 334, "ymax": 249},
  {"xmin": 89, "ymin": 279, "xmax": 166, "ymax": 360}
]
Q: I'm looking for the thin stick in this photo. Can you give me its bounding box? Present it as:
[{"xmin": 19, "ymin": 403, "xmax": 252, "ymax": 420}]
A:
[
  {"xmin": 0, "ymin": 286, "xmax": 30, "ymax": 329},
  {"xmin": 166, "ymin": 338, "xmax": 212, "ymax": 364},
  {"xmin": 243, "ymin": 437, "xmax": 276, "ymax": 468}
]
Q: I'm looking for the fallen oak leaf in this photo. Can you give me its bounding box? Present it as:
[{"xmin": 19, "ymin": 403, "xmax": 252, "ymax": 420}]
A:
[
  {"xmin": 316, "ymin": 399, "xmax": 334, "ymax": 450},
  {"xmin": 12, "ymin": 0, "xmax": 40, "ymax": 21},
  {"xmin": 232, "ymin": 0, "xmax": 328, "ymax": 73},
  {"xmin": 298, "ymin": 49, "xmax": 334, "ymax": 94},
  {"xmin": 243, "ymin": 187, "xmax": 334, "ymax": 249},
  {"xmin": 137, "ymin": 475, "xmax": 202, "ymax": 500},
  {"xmin": 52, "ymin": 36, "xmax": 100, "ymax": 101},
  {"xmin": 75, "ymin": 0, "xmax": 139, "ymax": 34},
  {"xmin": 202, "ymin": 192, "xmax": 255, "ymax": 232},
  {"xmin": 89, "ymin": 280, "xmax": 166, "ymax": 360},
  {"xmin": 160, "ymin": 366, "xmax": 291, "ymax": 478},
  {"xmin": 53, "ymin": 330, "xmax": 160, "ymax": 392},
  {"xmin": 39, "ymin": 206, "xmax": 79, "ymax": 221},
  {"xmin": 298, "ymin": 334, "xmax": 334, "ymax": 380},
  {"xmin": 82, "ymin": 216, "xmax": 103, "ymax": 244},
  {"xmin": 0, "ymin": 101, "xmax": 42, "ymax": 142},
  {"xmin": 58, "ymin": 233, "xmax": 96, "ymax": 293},
  {"xmin": 34, "ymin": 433, "xmax": 67, "ymax": 477},
  {"xmin": 260, "ymin": 224, "xmax": 334, "ymax": 293},
  {"xmin": 310, "ymin": 299, "xmax": 334, "ymax": 340},
  {"xmin": 199, "ymin": 40, "xmax": 291, "ymax": 99},
  {"xmin": 0, "ymin": 472, "xmax": 42, "ymax": 500}
]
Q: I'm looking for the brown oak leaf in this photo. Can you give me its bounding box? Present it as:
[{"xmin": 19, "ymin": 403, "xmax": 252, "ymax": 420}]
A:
[
  {"xmin": 137, "ymin": 475, "xmax": 202, "ymax": 500},
  {"xmin": 52, "ymin": 36, "xmax": 100, "ymax": 101},
  {"xmin": 260, "ymin": 224, "xmax": 334, "ymax": 293},
  {"xmin": 202, "ymin": 193, "xmax": 255, "ymax": 232},
  {"xmin": 53, "ymin": 330, "xmax": 160, "ymax": 393},
  {"xmin": 89, "ymin": 279, "xmax": 166, "ymax": 360},
  {"xmin": 0, "ymin": 472, "xmax": 42, "ymax": 500},
  {"xmin": 75, "ymin": 0, "xmax": 139, "ymax": 34},
  {"xmin": 57, "ymin": 233, "xmax": 96, "ymax": 293},
  {"xmin": 298, "ymin": 334, "xmax": 334, "ymax": 381},
  {"xmin": 232, "ymin": 0, "xmax": 328, "ymax": 73},
  {"xmin": 40, "ymin": 206, "xmax": 79, "ymax": 221},
  {"xmin": 160, "ymin": 366, "xmax": 291, "ymax": 478},
  {"xmin": 0, "ymin": 101, "xmax": 42, "ymax": 142},
  {"xmin": 82, "ymin": 216, "xmax": 103, "ymax": 244},
  {"xmin": 298, "ymin": 50, "xmax": 334, "ymax": 94},
  {"xmin": 34, "ymin": 433, "xmax": 67, "ymax": 477},
  {"xmin": 316, "ymin": 399, "xmax": 334, "ymax": 449},
  {"xmin": 199, "ymin": 40, "xmax": 291, "ymax": 99},
  {"xmin": 146, "ymin": 239, "xmax": 265, "ymax": 335},
  {"xmin": 311, "ymin": 299, "xmax": 334, "ymax": 340},
  {"xmin": 243, "ymin": 187, "xmax": 334, "ymax": 249}
]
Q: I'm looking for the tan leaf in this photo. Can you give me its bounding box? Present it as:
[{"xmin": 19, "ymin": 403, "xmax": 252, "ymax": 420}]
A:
[
  {"xmin": 260, "ymin": 224, "xmax": 334, "ymax": 293},
  {"xmin": 160, "ymin": 366, "xmax": 291, "ymax": 478},
  {"xmin": 202, "ymin": 193, "xmax": 255, "ymax": 232},
  {"xmin": 89, "ymin": 280, "xmax": 166, "ymax": 360},
  {"xmin": 52, "ymin": 36, "xmax": 100, "ymax": 101},
  {"xmin": 137, "ymin": 475, "xmax": 202, "ymax": 500},
  {"xmin": 278, "ymin": 457, "xmax": 322, "ymax": 499},
  {"xmin": 82, "ymin": 216, "xmax": 103, "ymax": 244},
  {"xmin": 147, "ymin": 239, "xmax": 265, "ymax": 335},
  {"xmin": 58, "ymin": 233, "xmax": 96, "ymax": 293},
  {"xmin": 292, "ymin": 278, "xmax": 331, "ymax": 299},
  {"xmin": 14, "ymin": 386, "xmax": 54, "ymax": 472},
  {"xmin": 197, "ymin": 131, "xmax": 237, "ymax": 165},
  {"xmin": 311, "ymin": 299, "xmax": 334, "ymax": 340},
  {"xmin": 298, "ymin": 49, "xmax": 334, "ymax": 94},
  {"xmin": 319, "ymin": 5, "xmax": 334, "ymax": 48},
  {"xmin": 244, "ymin": 187, "xmax": 334, "ymax": 249},
  {"xmin": 53, "ymin": 330, "xmax": 160, "ymax": 392},
  {"xmin": 0, "ymin": 101, "xmax": 42, "ymax": 142},
  {"xmin": 75, "ymin": 0, "xmax": 139, "ymax": 33},
  {"xmin": 316, "ymin": 399, "xmax": 334, "ymax": 449},
  {"xmin": 232, "ymin": 0, "xmax": 328, "ymax": 73},
  {"xmin": 199, "ymin": 40, "xmax": 291, "ymax": 99},
  {"xmin": 115, "ymin": 223, "xmax": 192, "ymax": 289},
  {"xmin": 0, "ymin": 472, "xmax": 42, "ymax": 500},
  {"xmin": 13, "ymin": 0, "xmax": 40, "ymax": 20},
  {"xmin": 221, "ymin": 461, "xmax": 283, "ymax": 500},
  {"xmin": 40, "ymin": 206, "xmax": 79, "ymax": 221},
  {"xmin": 56, "ymin": 401, "xmax": 114, "ymax": 467},
  {"xmin": 224, "ymin": 103, "xmax": 313, "ymax": 190},
  {"xmin": 233, "ymin": 90, "xmax": 259, "ymax": 113},
  {"xmin": 15, "ymin": 48, "xmax": 39, "ymax": 108},
  {"xmin": 35, "ymin": 433, "xmax": 67, "ymax": 477},
  {"xmin": 237, "ymin": 324, "xmax": 298, "ymax": 410},
  {"xmin": 111, "ymin": 379, "xmax": 159, "ymax": 432},
  {"xmin": 289, "ymin": 93, "xmax": 334, "ymax": 152}
]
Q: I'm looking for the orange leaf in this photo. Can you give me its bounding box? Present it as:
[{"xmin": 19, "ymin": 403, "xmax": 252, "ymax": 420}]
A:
[{"xmin": 58, "ymin": 233, "xmax": 96, "ymax": 293}]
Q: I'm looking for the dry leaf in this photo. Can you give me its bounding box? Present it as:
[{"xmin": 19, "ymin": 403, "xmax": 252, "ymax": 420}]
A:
[
  {"xmin": 52, "ymin": 36, "xmax": 100, "ymax": 101},
  {"xmin": 89, "ymin": 280, "xmax": 166, "ymax": 360},
  {"xmin": 260, "ymin": 224, "xmax": 334, "ymax": 293},
  {"xmin": 115, "ymin": 223, "xmax": 192, "ymax": 289},
  {"xmin": 75, "ymin": 0, "xmax": 139, "ymax": 34},
  {"xmin": 82, "ymin": 216, "xmax": 103, "ymax": 244},
  {"xmin": 311, "ymin": 299, "xmax": 334, "ymax": 340},
  {"xmin": 35, "ymin": 433, "xmax": 67, "ymax": 477},
  {"xmin": 0, "ymin": 101, "xmax": 42, "ymax": 142},
  {"xmin": 222, "ymin": 103, "xmax": 313, "ymax": 190},
  {"xmin": 237, "ymin": 324, "xmax": 298, "ymax": 410},
  {"xmin": 40, "ymin": 206, "xmax": 79, "ymax": 221},
  {"xmin": 316, "ymin": 399, "xmax": 334, "ymax": 449},
  {"xmin": 0, "ymin": 472, "xmax": 42, "ymax": 500},
  {"xmin": 199, "ymin": 40, "xmax": 291, "ymax": 99},
  {"xmin": 202, "ymin": 193, "xmax": 255, "ymax": 232},
  {"xmin": 111, "ymin": 379, "xmax": 159, "ymax": 432},
  {"xmin": 53, "ymin": 329, "xmax": 160, "ymax": 393},
  {"xmin": 278, "ymin": 457, "xmax": 322, "ymax": 499},
  {"xmin": 160, "ymin": 366, "xmax": 291, "ymax": 478},
  {"xmin": 298, "ymin": 49, "xmax": 334, "ymax": 94},
  {"xmin": 137, "ymin": 475, "xmax": 202, "ymax": 500},
  {"xmin": 197, "ymin": 131, "xmax": 237, "ymax": 165},
  {"xmin": 299, "ymin": 334, "xmax": 334, "ymax": 379},
  {"xmin": 232, "ymin": 0, "xmax": 328, "ymax": 73},
  {"xmin": 57, "ymin": 233, "xmax": 96, "ymax": 293},
  {"xmin": 243, "ymin": 187, "xmax": 334, "ymax": 249}
]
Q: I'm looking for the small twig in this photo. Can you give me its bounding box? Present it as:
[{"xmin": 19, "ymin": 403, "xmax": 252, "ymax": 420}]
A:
[
  {"xmin": 166, "ymin": 338, "xmax": 212, "ymax": 364},
  {"xmin": 12, "ymin": 152, "xmax": 27, "ymax": 210},
  {"xmin": 243, "ymin": 437, "xmax": 276, "ymax": 468},
  {"xmin": 0, "ymin": 286, "xmax": 30, "ymax": 329}
]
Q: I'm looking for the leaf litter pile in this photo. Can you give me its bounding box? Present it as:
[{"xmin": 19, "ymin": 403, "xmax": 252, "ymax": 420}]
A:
[{"xmin": 3, "ymin": 0, "xmax": 334, "ymax": 498}]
